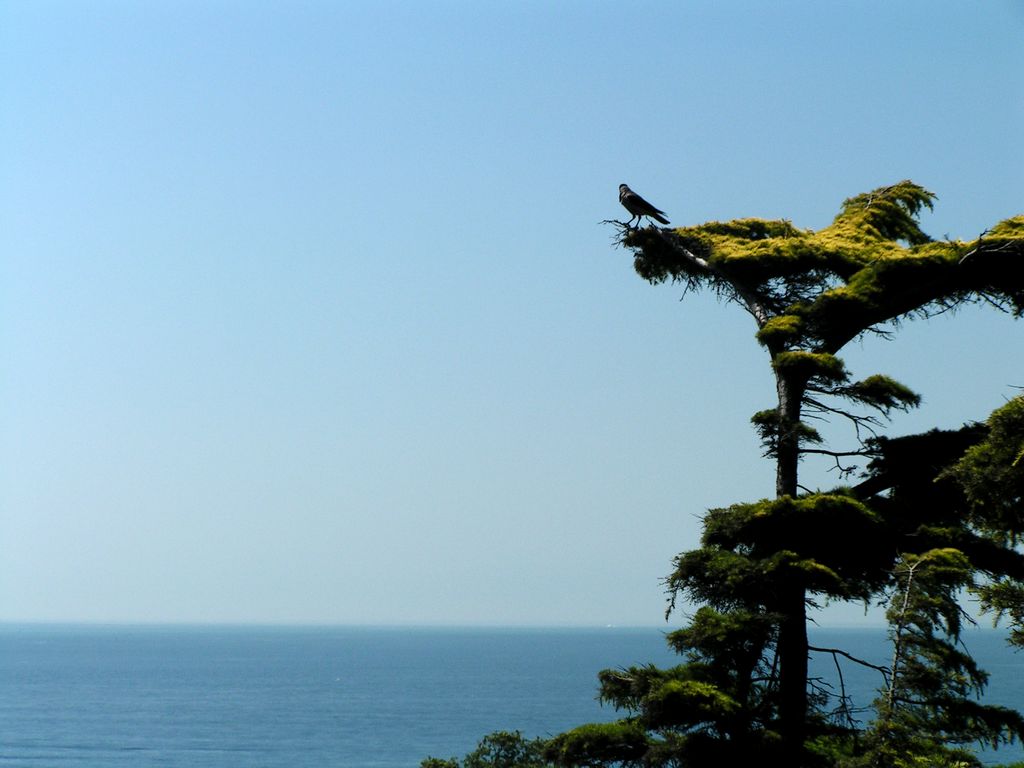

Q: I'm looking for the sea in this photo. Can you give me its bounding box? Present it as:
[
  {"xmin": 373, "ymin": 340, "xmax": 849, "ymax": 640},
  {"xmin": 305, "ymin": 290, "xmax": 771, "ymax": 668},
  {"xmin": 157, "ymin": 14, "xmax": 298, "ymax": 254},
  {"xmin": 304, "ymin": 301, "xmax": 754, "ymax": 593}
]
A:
[{"xmin": 1, "ymin": 624, "xmax": 1021, "ymax": 767}]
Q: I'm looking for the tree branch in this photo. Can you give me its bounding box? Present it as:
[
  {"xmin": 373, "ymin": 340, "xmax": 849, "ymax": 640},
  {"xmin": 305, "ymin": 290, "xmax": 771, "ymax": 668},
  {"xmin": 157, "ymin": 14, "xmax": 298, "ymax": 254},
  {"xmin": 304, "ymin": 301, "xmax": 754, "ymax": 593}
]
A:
[
  {"xmin": 648, "ymin": 228, "xmax": 774, "ymax": 329},
  {"xmin": 799, "ymin": 447, "xmax": 871, "ymax": 477},
  {"xmin": 808, "ymin": 645, "xmax": 891, "ymax": 679},
  {"xmin": 799, "ymin": 448, "xmax": 871, "ymax": 458},
  {"xmin": 803, "ymin": 396, "xmax": 884, "ymax": 441}
]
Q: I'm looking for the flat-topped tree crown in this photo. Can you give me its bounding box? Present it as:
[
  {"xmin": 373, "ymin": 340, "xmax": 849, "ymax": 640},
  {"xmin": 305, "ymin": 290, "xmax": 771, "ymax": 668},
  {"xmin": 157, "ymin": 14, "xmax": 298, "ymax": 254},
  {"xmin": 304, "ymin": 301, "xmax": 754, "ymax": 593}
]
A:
[{"xmin": 626, "ymin": 180, "xmax": 1024, "ymax": 356}]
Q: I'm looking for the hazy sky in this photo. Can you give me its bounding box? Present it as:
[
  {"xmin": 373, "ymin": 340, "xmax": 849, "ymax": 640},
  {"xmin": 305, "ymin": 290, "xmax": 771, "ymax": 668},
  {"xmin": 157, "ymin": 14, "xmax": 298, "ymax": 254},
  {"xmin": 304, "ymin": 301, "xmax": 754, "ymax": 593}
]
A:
[{"xmin": 2, "ymin": 1, "xmax": 1022, "ymax": 626}]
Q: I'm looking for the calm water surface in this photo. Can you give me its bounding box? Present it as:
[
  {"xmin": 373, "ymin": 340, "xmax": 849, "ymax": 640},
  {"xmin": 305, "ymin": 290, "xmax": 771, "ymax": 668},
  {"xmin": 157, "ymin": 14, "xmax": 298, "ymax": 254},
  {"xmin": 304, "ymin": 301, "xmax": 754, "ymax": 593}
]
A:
[{"xmin": 1, "ymin": 625, "xmax": 1020, "ymax": 767}]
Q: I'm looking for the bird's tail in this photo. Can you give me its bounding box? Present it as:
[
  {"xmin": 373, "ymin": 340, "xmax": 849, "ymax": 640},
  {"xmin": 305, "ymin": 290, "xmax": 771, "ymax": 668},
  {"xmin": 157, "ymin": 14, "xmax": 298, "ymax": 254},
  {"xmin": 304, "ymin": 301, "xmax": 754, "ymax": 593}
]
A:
[{"xmin": 653, "ymin": 213, "xmax": 670, "ymax": 225}]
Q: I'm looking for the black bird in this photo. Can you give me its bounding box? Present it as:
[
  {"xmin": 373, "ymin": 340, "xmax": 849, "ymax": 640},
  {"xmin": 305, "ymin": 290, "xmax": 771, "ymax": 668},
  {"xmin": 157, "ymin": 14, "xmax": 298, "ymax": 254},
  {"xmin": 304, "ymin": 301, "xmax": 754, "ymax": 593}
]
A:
[{"xmin": 618, "ymin": 184, "xmax": 670, "ymax": 227}]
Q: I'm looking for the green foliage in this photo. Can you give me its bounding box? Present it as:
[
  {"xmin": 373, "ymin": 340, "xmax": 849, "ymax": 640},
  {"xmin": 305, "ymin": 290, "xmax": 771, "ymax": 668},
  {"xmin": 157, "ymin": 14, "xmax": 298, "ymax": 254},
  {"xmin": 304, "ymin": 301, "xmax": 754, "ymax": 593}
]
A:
[
  {"xmin": 773, "ymin": 351, "xmax": 847, "ymax": 384},
  {"xmin": 666, "ymin": 606, "xmax": 776, "ymax": 663},
  {"xmin": 835, "ymin": 182, "xmax": 935, "ymax": 244},
  {"xmin": 698, "ymin": 217, "xmax": 806, "ymax": 241},
  {"xmin": 422, "ymin": 731, "xmax": 550, "ymax": 768},
  {"xmin": 543, "ymin": 721, "xmax": 649, "ymax": 766},
  {"xmin": 644, "ymin": 678, "xmax": 742, "ymax": 728},
  {"xmin": 596, "ymin": 660, "xmax": 748, "ymax": 733},
  {"xmin": 629, "ymin": 180, "xmax": 1024, "ymax": 353},
  {"xmin": 696, "ymin": 494, "xmax": 891, "ymax": 600},
  {"xmin": 843, "ymin": 375, "xmax": 921, "ymax": 414},
  {"xmin": 750, "ymin": 407, "xmax": 824, "ymax": 456},
  {"xmin": 756, "ymin": 312, "xmax": 804, "ymax": 347},
  {"xmin": 975, "ymin": 577, "xmax": 1024, "ymax": 647},
  {"xmin": 945, "ymin": 396, "xmax": 1024, "ymax": 542},
  {"xmin": 667, "ymin": 544, "xmax": 798, "ymax": 611}
]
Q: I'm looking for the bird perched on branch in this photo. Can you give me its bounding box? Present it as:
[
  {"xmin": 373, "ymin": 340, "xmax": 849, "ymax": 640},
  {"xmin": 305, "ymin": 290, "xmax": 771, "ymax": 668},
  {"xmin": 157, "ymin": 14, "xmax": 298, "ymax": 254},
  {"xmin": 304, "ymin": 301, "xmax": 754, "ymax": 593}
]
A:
[{"xmin": 619, "ymin": 184, "xmax": 670, "ymax": 227}]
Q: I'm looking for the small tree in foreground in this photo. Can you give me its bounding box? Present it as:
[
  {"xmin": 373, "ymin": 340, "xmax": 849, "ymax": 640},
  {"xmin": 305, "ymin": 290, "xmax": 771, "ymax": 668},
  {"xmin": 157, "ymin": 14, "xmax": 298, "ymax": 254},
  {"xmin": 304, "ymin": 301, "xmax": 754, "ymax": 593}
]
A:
[
  {"xmin": 854, "ymin": 547, "xmax": 1016, "ymax": 768},
  {"xmin": 422, "ymin": 731, "xmax": 549, "ymax": 768}
]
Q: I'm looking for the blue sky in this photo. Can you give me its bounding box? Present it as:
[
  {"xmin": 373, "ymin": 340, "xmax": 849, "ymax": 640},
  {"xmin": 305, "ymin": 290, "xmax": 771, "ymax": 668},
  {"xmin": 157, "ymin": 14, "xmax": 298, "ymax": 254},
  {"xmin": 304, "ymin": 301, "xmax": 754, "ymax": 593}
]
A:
[{"xmin": 1, "ymin": 1, "xmax": 1021, "ymax": 625}]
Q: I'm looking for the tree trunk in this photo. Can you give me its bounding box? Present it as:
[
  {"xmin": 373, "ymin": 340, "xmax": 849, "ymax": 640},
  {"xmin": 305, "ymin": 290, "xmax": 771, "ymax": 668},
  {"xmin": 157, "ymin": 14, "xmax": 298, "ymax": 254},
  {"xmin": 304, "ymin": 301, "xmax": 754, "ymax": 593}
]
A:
[
  {"xmin": 777, "ymin": 583, "xmax": 809, "ymax": 764},
  {"xmin": 775, "ymin": 372, "xmax": 802, "ymax": 499},
  {"xmin": 775, "ymin": 371, "xmax": 808, "ymax": 765}
]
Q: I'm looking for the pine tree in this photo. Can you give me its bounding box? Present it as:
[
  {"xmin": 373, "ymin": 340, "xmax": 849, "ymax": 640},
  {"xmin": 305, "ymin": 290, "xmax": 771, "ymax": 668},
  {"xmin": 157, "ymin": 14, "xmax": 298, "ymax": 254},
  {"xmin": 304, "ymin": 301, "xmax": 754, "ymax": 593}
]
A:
[
  {"xmin": 544, "ymin": 182, "xmax": 1024, "ymax": 767},
  {"xmin": 853, "ymin": 547, "xmax": 1022, "ymax": 768},
  {"xmin": 429, "ymin": 184, "xmax": 1024, "ymax": 768}
]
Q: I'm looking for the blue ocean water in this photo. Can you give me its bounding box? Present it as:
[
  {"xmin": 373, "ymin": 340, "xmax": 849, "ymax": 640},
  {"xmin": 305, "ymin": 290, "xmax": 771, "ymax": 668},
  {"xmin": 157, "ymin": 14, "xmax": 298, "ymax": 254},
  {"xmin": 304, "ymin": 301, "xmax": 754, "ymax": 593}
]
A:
[{"xmin": 1, "ymin": 625, "xmax": 1020, "ymax": 767}]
